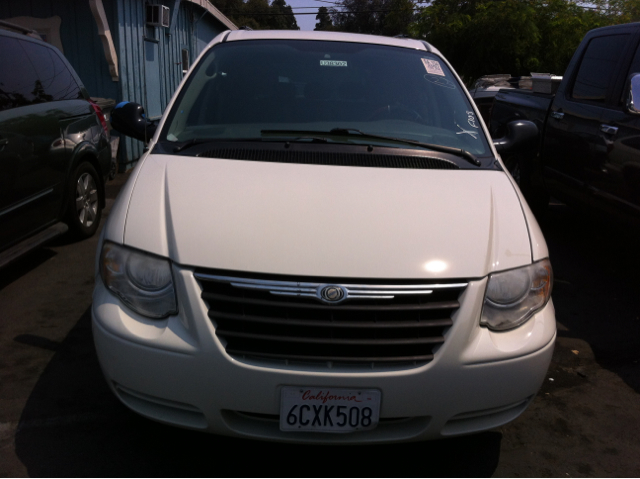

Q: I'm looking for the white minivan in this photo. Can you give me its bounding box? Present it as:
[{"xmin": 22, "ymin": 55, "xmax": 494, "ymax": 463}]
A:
[{"xmin": 94, "ymin": 30, "xmax": 555, "ymax": 444}]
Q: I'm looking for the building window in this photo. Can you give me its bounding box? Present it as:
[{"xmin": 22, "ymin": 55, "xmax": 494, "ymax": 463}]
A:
[{"xmin": 182, "ymin": 49, "xmax": 190, "ymax": 75}]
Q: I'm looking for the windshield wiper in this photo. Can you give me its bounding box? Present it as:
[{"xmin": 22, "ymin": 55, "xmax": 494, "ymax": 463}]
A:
[{"xmin": 261, "ymin": 128, "xmax": 481, "ymax": 166}]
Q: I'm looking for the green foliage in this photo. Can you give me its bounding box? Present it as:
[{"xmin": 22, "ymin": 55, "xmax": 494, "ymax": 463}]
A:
[
  {"xmin": 328, "ymin": 0, "xmax": 417, "ymax": 36},
  {"xmin": 315, "ymin": 6, "xmax": 335, "ymax": 31},
  {"xmin": 210, "ymin": 0, "xmax": 299, "ymax": 30},
  {"xmin": 410, "ymin": 0, "xmax": 622, "ymax": 82},
  {"xmin": 270, "ymin": 0, "xmax": 299, "ymax": 30},
  {"xmin": 594, "ymin": 0, "xmax": 640, "ymax": 23}
]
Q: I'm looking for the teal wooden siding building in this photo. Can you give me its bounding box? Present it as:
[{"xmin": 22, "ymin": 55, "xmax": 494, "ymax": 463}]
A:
[{"xmin": 0, "ymin": 0, "xmax": 236, "ymax": 167}]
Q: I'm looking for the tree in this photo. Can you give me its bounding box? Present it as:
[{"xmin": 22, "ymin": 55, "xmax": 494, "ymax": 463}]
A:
[
  {"xmin": 410, "ymin": 0, "xmax": 615, "ymax": 83},
  {"xmin": 594, "ymin": 0, "xmax": 640, "ymax": 22},
  {"xmin": 269, "ymin": 0, "xmax": 299, "ymax": 30},
  {"xmin": 210, "ymin": 0, "xmax": 298, "ymax": 30},
  {"xmin": 315, "ymin": 6, "xmax": 335, "ymax": 31},
  {"xmin": 328, "ymin": 0, "xmax": 418, "ymax": 36},
  {"xmin": 534, "ymin": 0, "xmax": 612, "ymax": 75},
  {"xmin": 382, "ymin": 0, "xmax": 417, "ymax": 36}
]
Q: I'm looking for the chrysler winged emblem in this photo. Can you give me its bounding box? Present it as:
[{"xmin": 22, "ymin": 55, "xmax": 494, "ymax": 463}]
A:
[{"xmin": 320, "ymin": 285, "xmax": 345, "ymax": 303}]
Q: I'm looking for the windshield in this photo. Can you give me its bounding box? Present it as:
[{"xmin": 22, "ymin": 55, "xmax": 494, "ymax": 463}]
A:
[{"xmin": 161, "ymin": 40, "xmax": 490, "ymax": 157}]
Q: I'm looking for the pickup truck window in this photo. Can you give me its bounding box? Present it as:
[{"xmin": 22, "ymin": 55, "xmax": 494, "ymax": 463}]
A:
[
  {"xmin": 626, "ymin": 42, "xmax": 640, "ymax": 85},
  {"xmin": 161, "ymin": 40, "xmax": 490, "ymax": 157},
  {"xmin": 572, "ymin": 34, "xmax": 629, "ymax": 102}
]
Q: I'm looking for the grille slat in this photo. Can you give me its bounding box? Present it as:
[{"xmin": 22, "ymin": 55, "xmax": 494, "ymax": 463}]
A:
[
  {"xmin": 225, "ymin": 349, "xmax": 435, "ymax": 363},
  {"xmin": 202, "ymin": 292, "xmax": 460, "ymax": 312},
  {"xmin": 209, "ymin": 310, "xmax": 453, "ymax": 329},
  {"xmin": 217, "ymin": 330, "xmax": 445, "ymax": 346},
  {"xmin": 197, "ymin": 271, "xmax": 466, "ymax": 369}
]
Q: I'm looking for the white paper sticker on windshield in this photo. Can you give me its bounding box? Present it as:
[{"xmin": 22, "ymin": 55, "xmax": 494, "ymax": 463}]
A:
[
  {"xmin": 320, "ymin": 60, "xmax": 347, "ymax": 67},
  {"xmin": 422, "ymin": 58, "xmax": 445, "ymax": 76}
]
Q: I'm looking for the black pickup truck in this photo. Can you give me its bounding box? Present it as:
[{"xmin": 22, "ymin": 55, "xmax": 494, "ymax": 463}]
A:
[{"xmin": 490, "ymin": 22, "xmax": 640, "ymax": 223}]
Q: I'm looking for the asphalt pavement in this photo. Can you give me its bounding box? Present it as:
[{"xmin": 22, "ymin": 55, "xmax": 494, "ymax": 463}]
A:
[{"xmin": 1, "ymin": 172, "xmax": 639, "ymax": 477}]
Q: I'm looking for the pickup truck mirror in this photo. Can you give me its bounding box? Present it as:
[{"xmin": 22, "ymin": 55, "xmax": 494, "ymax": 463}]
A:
[
  {"xmin": 627, "ymin": 74, "xmax": 640, "ymax": 115},
  {"xmin": 493, "ymin": 120, "xmax": 538, "ymax": 155},
  {"xmin": 111, "ymin": 101, "xmax": 158, "ymax": 143}
]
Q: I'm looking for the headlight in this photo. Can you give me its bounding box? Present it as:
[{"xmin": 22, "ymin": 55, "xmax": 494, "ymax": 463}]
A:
[
  {"xmin": 100, "ymin": 242, "xmax": 178, "ymax": 319},
  {"xmin": 480, "ymin": 259, "xmax": 552, "ymax": 331}
]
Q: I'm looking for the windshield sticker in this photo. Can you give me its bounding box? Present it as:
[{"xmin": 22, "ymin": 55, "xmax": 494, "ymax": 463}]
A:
[
  {"xmin": 466, "ymin": 111, "xmax": 479, "ymax": 129},
  {"xmin": 422, "ymin": 58, "xmax": 445, "ymax": 76},
  {"xmin": 424, "ymin": 74, "xmax": 456, "ymax": 89},
  {"xmin": 320, "ymin": 60, "xmax": 347, "ymax": 67},
  {"xmin": 456, "ymin": 123, "xmax": 479, "ymax": 139}
]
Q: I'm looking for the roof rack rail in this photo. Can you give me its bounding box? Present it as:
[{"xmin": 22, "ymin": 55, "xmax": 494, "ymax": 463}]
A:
[
  {"xmin": 420, "ymin": 40, "xmax": 433, "ymax": 52},
  {"xmin": 0, "ymin": 20, "xmax": 43, "ymax": 40}
]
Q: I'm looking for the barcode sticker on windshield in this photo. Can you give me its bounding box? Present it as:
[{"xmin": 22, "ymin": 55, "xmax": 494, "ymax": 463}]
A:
[
  {"xmin": 320, "ymin": 60, "xmax": 347, "ymax": 67},
  {"xmin": 422, "ymin": 58, "xmax": 444, "ymax": 76}
]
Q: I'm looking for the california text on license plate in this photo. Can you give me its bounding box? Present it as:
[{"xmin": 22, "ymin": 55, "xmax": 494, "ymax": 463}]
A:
[{"xmin": 280, "ymin": 387, "xmax": 381, "ymax": 433}]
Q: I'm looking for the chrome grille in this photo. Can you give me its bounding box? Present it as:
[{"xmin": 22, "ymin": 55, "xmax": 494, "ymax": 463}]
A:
[{"xmin": 195, "ymin": 272, "xmax": 467, "ymax": 367}]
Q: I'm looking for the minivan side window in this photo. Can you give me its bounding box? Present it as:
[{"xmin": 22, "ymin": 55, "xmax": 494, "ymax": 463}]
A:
[
  {"xmin": 0, "ymin": 37, "xmax": 40, "ymax": 111},
  {"xmin": 20, "ymin": 40, "xmax": 82, "ymax": 102},
  {"xmin": 0, "ymin": 37, "xmax": 81, "ymax": 112},
  {"xmin": 572, "ymin": 34, "xmax": 629, "ymax": 102}
]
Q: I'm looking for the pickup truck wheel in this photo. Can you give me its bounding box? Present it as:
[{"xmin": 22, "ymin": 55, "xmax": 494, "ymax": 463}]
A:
[{"xmin": 65, "ymin": 162, "xmax": 103, "ymax": 239}]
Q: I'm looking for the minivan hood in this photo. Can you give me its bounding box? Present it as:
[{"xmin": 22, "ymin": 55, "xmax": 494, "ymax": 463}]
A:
[{"xmin": 122, "ymin": 155, "xmax": 531, "ymax": 279}]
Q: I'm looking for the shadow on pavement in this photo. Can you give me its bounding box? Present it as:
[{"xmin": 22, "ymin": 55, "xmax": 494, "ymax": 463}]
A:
[
  {"xmin": 0, "ymin": 248, "xmax": 57, "ymax": 292},
  {"xmin": 538, "ymin": 203, "xmax": 640, "ymax": 393},
  {"xmin": 15, "ymin": 308, "xmax": 501, "ymax": 477}
]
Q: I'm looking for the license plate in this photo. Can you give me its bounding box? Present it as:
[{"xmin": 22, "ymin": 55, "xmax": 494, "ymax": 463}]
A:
[{"xmin": 280, "ymin": 387, "xmax": 381, "ymax": 433}]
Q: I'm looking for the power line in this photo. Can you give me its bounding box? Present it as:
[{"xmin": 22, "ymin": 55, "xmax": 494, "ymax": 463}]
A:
[
  {"xmin": 226, "ymin": 0, "xmax": 603, "ymax": 17},
  {"xmin": 229, "ymin": 6, "xmax": 424, "ymax": 15},
  {"xmin": 231, "ymin": 10, "xmax": 421, "ymax": 15}
]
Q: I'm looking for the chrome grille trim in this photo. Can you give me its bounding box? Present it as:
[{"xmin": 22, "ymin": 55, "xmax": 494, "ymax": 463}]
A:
[
  {"xmin": 193, "ymin": 272, "xmax": 467, "ymax": 304},
  {"xmin": 195, "ymin": 271, "xmax": 467, "ymax": 368}
]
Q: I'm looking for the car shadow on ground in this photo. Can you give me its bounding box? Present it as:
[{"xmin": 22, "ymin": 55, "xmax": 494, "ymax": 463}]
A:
[
  {"xmin": 0, "ymin": 248, "xmax": 57, "ymax": 292},
  {"xmin": 537, "ymin": 203, "xmax": 640, "ymax": 393},
  {"xmin": 15, "ymin": 308, "xmax": 501, "ymax": 478}
]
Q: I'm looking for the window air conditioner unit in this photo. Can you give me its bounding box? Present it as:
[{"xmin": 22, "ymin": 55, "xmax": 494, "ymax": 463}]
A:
[{"xmin": 146, "ymin": 5, "xmax": 170, "ymax": 28}]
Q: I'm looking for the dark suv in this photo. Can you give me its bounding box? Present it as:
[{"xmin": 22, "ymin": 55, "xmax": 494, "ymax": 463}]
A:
[{"xmin": 0, "ymin": 26, "xmax": 110, "ymax": 268}]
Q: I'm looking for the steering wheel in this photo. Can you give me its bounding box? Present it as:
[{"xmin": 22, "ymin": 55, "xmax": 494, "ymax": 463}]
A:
[{"xmin": 368, "ymin": 103, "xmax": 424, "ymax": 122}]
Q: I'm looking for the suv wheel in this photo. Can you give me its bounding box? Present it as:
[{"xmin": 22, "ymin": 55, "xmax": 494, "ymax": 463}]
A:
[{"xmin": 66, "ymin": 162, "xmax": 103, "ymax": 238}]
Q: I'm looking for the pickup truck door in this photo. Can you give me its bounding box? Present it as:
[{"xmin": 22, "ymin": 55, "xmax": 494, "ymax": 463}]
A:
[
  {"xmin": 542, "ymin": 33, "xmax": 633, "ymax": 209},
  {"xmin": 591, "ymin": 35, "xmax": 640, "ymax": 223}
]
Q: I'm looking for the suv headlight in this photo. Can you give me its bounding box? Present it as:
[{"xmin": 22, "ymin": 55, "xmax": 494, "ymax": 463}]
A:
[
  {"xmin": 480, "ymin": 259, "xmax": 553, "ymax": 331},
  {"xmin": 100, "ymin": 242, "xmax": 178, "ymax": 319}
]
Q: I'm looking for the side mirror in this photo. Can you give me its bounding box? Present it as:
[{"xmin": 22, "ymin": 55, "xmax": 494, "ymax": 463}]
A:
[
  {"xmin": 111, "ymin": 101, "xmax": 157, "ymax": 143},
  {"xmin": 493, "ymin": 120, "xmax": 538, "ymax": 154},
  {"xmin": 627, "ymin": 74, "xmax": 640, "ymax": 115}
]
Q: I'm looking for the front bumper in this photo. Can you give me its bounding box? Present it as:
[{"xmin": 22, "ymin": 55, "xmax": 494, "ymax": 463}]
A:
[{"xmin": 92, "ymin": 265, "xmax": 556, "ymax": 444}]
